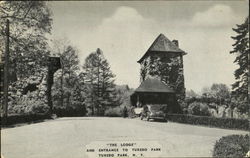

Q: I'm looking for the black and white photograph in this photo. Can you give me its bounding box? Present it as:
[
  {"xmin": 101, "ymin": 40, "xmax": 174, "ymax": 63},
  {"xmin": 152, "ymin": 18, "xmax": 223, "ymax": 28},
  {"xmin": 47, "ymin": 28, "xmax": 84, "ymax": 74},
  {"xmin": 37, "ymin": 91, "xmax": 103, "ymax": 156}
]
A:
[{"xmin": 0, "ymin": 0, "xmax": 249, "ymax": 158}]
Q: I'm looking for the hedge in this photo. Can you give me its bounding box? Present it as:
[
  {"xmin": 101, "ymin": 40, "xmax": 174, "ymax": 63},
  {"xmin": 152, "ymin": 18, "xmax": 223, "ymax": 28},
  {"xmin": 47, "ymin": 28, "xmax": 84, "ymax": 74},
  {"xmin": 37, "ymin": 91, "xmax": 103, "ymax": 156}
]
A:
[
  {"xmin": 167, "ymin": 113, "xmax": 249, "ymax": 131},
  {"xmin": 0, "ymin": 114, "xmax": 51, "ymax": 126},
  {"xmin": 54, "ymin": 107, "xmax": 86, "ymax": 117},
  {"xmin": 213, "ymin": 134, "xmax": 250, "ymax": 157},
  {"xmin": 104, "ymin": 107, "xmax": 122, "ymax": 117}
]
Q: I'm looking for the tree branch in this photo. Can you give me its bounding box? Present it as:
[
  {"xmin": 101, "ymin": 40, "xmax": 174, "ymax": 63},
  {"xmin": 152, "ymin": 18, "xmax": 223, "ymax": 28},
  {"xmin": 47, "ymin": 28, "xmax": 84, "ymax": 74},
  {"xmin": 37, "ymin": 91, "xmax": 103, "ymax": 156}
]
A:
[{"xmin": 23, "ymin": 2, "xmax": 34, "ymax": 19}]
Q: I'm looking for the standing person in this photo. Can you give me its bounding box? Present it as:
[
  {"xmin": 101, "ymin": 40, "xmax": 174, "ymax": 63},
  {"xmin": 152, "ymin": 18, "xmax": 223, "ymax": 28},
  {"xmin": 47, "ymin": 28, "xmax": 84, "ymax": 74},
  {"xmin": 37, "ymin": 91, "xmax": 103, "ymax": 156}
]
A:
[{"xmin": 123, "ymin": 106, "xmax": 128, "ymax": 118}]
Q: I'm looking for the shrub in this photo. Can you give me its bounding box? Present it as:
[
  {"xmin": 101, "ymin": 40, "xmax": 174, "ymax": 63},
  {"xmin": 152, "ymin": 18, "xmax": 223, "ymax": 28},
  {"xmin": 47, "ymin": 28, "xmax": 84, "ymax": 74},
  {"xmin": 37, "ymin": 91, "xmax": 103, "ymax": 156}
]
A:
[
  {"xmin": 8, "ymin": 92, "xmax": 49, "ymax": 115},
  {"xmin": 1, "ymin": 114, "xmax": 51, "ymax": 126},
  {"xmin": 119, "ymin": 104, "xmax": 136, "ymax": 118},
  {"xmin": 185, "ymin": 96, "xmax": 229, "ymax": 106},
  {"xmin": 54, "ymin": 106, "xmax": 86, "ymax": 117},
  {"xmin": 231, "ymin": 97, "xmax": 249, "ymax": 114},
  {"xmin": 179, "ymin": 101, "xmax": 188, "ymax": 114},
  {"xmin": 167, "ymin": 114, "xmax": 249, "ymax": 130},
  {"xmin": 188, "ymin": 102, "xmax": 210, "ymax": 116},
  {"xmin": 208, "ymin": 102, "xmax": 218, "ymax": 109},
  {"xmin": 213, "ymin": 134, "xmax": 250, "ymax": 157},
  {"xmin": 104, "ymin": 107, "xmax": 122, "ymax": 117},
  {"xmin": 127, "ymin": 106, "xmax": 136, "ymax": 118}
]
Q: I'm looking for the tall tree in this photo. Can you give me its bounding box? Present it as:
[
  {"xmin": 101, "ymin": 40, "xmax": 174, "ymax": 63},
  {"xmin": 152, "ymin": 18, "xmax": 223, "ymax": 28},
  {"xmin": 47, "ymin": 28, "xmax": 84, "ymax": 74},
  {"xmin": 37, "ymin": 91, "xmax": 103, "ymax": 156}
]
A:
[
  {"xmin": 82, "ymin": 48, "xmax": 117, "ymax": 115},
  {"xmin": 61, "ymin": 46, "xmax": 80, "ymax": 107},
  {"xmin": 51, "ymin": 38, "xmax": 69, "ymax": 109},
  {"xmin": 52, "ymin": 45, "xmax": 86, "ymax": 115},
  {"xmin": 82, "ymin": 52, "xmax": 98, "ymax": 115},
  {"xmin": 201, "ymin": 84, "xmax": 230, "ymax": 106},
  {"xmin": 0, "ymin": 1, "xmax": 52, "ymax": 79},
  {"xmin": 230, "ymin": 16, "xmax": 249, "ymax": 113},
  {"xmin": 210, "ymin": 83, "xmax": 230, "ymax": 100}
]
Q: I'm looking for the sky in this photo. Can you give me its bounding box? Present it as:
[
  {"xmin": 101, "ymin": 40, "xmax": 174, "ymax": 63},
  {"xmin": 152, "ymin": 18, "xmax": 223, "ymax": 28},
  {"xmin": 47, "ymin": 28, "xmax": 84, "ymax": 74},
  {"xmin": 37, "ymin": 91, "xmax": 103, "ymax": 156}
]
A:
[{"xmin": 48, "ymin": 1, "xmax": 248, "ymax": 93}]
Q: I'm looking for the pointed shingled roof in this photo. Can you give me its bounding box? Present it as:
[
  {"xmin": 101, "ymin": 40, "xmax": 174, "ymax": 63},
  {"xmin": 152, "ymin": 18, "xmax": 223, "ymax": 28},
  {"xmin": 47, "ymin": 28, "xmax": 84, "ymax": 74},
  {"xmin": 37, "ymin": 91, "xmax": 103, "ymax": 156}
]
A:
[
  {"xmin": 138, "ymin": 33, "xmax": 186, "ymax": 63},
  {"xmin": 135, "ymin": 77, "xmax": 174, "ymax": 93},
  {"xmin": 148, "ymin": 34, "xmax": 184, "ymax": 52}
]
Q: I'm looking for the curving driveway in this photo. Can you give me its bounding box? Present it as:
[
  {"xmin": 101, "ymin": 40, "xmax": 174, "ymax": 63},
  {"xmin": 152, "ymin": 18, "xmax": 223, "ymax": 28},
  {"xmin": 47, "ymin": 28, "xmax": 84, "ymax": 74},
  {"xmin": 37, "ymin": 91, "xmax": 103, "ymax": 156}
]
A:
[{"xmin": 1, "ymin": 117, "xmax": 248, "ymax": 158}]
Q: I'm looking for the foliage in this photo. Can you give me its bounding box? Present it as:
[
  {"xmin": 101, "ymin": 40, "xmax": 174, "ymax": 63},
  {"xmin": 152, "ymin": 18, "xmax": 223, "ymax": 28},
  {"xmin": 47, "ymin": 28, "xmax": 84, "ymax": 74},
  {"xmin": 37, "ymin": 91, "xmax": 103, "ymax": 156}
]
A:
[
  {"xmin": 230, "ymin": 16, "xmax": 249, "ymax": 113},
  {"xmin": 167, "ymin": 113, "xmax": 249, "ymax": 130},
  {"xmin": 4, "ymin": 68, "xmax": 48, "ymax": 116},
  {"xmin": 116, "ymin": 85, "xmax": 134, "ymax": 107},
  {"xmin": 201, "ymin": 83, "xmax": 230, "ymax": 101},
  {"xmin": 231, "ymin": 97, "xmax": 249, "ymax": 115},
  {"xmin": 82, "ymin": 48, "xmax": 118, "ymax": 116},
  {"xmin": 179, "ymin": 101, "xmax": 188, "ymax": 114},
  {"xmin": 98, "ymin": 84, "xmax": 133, "ymax": 117},
  {"xmin": 186, "ymin": 89, "xmax": 199, "ymax": 98},
  {"xmin": 104, "ymin": 105, "xmax": 135, "ymax": 118},
  {"xmin": 184, "ymin": 96, "xmax": 248, "ymax": 119},
  {"xmin": 230, "ymin": 16, "xmax": 249, "ymax": 96},
  {"xmin": 0, "ymin": 1, "xmax": 53, "ymax": 118},
  {"xmin": 0, "ymin": 1, "xmax": 52, "ymax": 80},
  {"xmin": 188, "ymin": 102, "xmax": 210, "ymax": 116},
  {"xmin": 104, "ymin": 107, "xmax": 122, "ymax": 117},
  {"xmin": 52, "ymin": 43, "xmax": 86, "ymax": 116},
  {"xmin": 184, "ymin": 84, "xmax": 232, "ymax": 115},
  {"xmin": 54, "ymin": 106, "xmax": 86, "ymax": 117},
  {"xmin": 140, "ymin": 53, "xmax": 185, "ymax": 102},
  {"xmin": 8, "ymin": 91, "xmax": 49, "ymax": 115},
  {"xmin": 213, "ymin": 134, "xmax": 250, "ymax": 157},
  {"xmin": 186, "ymin": 97, "xmax": 226, "ymax": 105},
  {"xmin": 0, "ymin": 114, "xmax": 51, "ymax": 126},
  {"xmin": 211, "ymin": 84, "xmax": 230, "ymax": 99},
  {"xmin": 127, "ymin": 106, "xmax": 136, "ymax": 118}
]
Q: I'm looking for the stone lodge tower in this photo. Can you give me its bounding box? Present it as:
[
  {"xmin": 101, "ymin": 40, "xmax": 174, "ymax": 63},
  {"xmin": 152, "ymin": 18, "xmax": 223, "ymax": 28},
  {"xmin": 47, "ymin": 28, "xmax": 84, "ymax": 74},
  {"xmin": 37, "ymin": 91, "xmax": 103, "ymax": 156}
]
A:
[{"xmin": 137, "ymin": 33, "xmax": 187, "ymax": 103}]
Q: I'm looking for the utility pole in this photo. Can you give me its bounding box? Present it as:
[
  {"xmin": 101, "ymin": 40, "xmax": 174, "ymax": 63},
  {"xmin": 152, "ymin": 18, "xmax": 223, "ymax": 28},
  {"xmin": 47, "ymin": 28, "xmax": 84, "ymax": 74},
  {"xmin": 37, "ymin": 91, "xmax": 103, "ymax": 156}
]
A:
[{"xmin": 3, "ymin": 19, "xmax": 10, "ymax": 124}]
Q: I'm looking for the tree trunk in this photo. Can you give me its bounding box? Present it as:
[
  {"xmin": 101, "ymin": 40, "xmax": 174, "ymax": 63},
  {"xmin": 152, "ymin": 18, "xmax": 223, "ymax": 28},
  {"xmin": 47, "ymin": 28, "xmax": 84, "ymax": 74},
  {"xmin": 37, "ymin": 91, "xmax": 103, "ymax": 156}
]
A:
[
  {"xmin": 3, "ymin": 19, "xmax": 10, "ymax": 125},
  {"xmin": 47, "ymin": 68, "xmax": 54, "ymax": 114},
  {"xmin": 60, "ymin": 71, "xmax": 64, "ymax": 107}
]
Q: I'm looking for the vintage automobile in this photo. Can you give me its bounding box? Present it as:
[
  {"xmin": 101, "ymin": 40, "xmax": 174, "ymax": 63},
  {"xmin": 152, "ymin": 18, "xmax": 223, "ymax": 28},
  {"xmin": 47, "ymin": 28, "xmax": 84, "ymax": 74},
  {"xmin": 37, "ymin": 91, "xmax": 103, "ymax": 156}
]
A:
[{"xmin": 140, "ymin": 104, "xmax": 168, "ymax": 121}]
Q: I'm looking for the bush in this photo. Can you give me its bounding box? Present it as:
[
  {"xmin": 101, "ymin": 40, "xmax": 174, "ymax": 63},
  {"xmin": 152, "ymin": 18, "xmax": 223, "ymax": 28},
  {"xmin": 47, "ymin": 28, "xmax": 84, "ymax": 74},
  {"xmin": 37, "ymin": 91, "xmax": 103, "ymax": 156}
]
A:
[
  {"xmin": 188, "ymin": 102, "xmax": 210, "ymax": 116},
  {"xmin": 127, "ymin": 106, "xmax": 136, "ymax": 118},
  {"xmin": 54, "ymin": 106, "xmax": 86, "ymax": 117},
  {"xmin": 185, "ymin": 96, "xmax": 229, "ymax": 106},
  {"xmin": 8, "ymin": 91, "xmax": 49, "ymax": 115},
  {"xmin": 104, "ymin": 107, "xmax": 122, "ymax": 117},
  {"xmin": 231, "ymin": 97, "xmax": 249, "ymax": 114},
  {"xmin": 11, "ymin": 100, "xmax": 49, "ymax": 115},
  {"xmin": 119, "ymin": 104, "xmax": 136, "ymax": 118},
  {"xmin": 167, "ymin": 114, "xmax": 249, "ymax": 130},
  {"xmin": 213, "ymin": 134, "xmax": 250, "ymax": 157},
  {"xmin": 1, "ymin": 114, "xmax": 51, "ymax": 126}
]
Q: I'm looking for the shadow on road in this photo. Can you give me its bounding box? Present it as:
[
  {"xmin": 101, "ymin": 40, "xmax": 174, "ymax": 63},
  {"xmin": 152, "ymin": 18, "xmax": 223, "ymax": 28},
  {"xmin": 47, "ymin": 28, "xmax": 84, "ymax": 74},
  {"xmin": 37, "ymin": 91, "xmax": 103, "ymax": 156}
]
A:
[{"xmin": 1, "ymin": 119, "xmax": 51, "ymax": 129}]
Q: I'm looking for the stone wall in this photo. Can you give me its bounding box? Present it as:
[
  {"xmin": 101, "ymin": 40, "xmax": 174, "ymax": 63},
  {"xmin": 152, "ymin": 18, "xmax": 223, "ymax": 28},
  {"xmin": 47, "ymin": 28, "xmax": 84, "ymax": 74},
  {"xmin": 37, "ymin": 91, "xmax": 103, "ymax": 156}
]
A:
[{"xmin": 140, "ymin": 52, "xmax": 185, "ymax": 103}]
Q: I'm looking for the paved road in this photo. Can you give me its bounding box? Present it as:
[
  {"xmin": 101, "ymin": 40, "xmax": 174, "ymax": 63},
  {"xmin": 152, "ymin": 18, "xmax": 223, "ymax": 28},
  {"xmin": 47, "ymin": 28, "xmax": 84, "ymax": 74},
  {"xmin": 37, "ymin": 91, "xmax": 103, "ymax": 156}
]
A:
[{"xmin": 1, "ymin": 117, "xmax": 248, "ymax": 158}]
